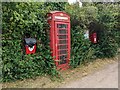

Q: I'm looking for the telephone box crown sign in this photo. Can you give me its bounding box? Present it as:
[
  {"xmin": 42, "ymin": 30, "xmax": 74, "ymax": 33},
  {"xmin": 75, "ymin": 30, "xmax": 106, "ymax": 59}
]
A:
[{"xmin": 47, "ymin": 11, "xmax": 70, "ymax": 22}]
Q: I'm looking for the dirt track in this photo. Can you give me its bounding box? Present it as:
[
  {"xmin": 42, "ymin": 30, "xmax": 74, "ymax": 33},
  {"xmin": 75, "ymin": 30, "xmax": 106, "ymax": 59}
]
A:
[
  {"xmin": 60, "ymin": 61, "xmax": 118, "ymax": 88},
  {"xmin": 2, "ymin": 56, "xmax": 118, "ymax": 88}
]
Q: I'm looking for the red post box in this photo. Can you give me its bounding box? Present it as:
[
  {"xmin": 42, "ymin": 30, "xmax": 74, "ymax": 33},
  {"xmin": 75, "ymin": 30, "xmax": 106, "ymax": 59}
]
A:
[
  {"xmin": 24, "ymin": 38, "xmax": 37, "ymax": 54},
  {"xmin": 89, "ymin": 32, "xmax": 97, "ymax": 43},
  {"xmin": 47, "ymin": 11, "xmax": 71, "ymax": 70}
]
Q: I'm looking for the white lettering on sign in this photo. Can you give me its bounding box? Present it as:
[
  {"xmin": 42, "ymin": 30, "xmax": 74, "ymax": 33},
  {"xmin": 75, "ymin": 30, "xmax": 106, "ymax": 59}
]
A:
[{"xmin": 55, "ymin": 16, "xmax": 68, "ymax": 20}]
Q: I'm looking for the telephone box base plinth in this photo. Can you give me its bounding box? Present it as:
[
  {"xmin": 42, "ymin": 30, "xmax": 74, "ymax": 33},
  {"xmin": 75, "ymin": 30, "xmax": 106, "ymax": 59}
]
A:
[{"xmin": 57, "ymin": 65, "xmax": 69, "ymax": 71}]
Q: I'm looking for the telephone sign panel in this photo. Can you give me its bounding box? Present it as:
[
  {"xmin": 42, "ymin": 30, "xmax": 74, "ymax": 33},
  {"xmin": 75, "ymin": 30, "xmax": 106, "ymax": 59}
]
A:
[{"xmin": 47, "ymin": 11, "xmax": 70, "ymax": 70}]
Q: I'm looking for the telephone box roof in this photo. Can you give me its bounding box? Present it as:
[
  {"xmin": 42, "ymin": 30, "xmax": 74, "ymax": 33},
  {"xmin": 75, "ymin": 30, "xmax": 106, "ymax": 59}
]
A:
[{"xmin": 48, "ymin": 11, "xmax": 69, "ymax": 16}]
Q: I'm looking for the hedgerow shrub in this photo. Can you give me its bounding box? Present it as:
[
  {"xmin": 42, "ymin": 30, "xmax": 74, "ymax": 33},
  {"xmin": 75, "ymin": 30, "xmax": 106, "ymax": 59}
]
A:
[
  {"xmin": 69, "ymin": 3, "xmax": 118, "ymax": 53},
  {"xmin": 94, "ymin": 3, "xmax": 119, "ymax": 57},
  {"xmin": 2, "ymin": 39, "xmax": 59, "ymax": 82},
  {"xmin": 91, "ymin": 25, "xmax": 118, "ymax": 58},
  {"xmin": 65, "ymin": 3, "xmax": 119, "ymax": 67},
  {"xmin": 65, "ymin": 4, "xmax": 98, "ymax": 67},
  {"xmin": 70, "ymin": 26, "xmax": 95, "ymax": 68},
  {"xmin": 2, "ymin": 2, "xmax": 66, "ymax": 82}
]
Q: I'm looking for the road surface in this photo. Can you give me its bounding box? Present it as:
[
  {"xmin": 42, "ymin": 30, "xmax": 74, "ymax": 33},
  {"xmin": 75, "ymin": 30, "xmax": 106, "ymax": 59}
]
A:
[{"xmin": 60, "ymin": 61, "xmax": 118, "ymax": 88}]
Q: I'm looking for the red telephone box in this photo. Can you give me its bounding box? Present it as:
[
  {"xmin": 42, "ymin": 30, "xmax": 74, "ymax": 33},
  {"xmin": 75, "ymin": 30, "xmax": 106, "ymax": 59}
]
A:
[{"xmin": 47, "ymin": 11, "xmax": 70, "ymax": 70}]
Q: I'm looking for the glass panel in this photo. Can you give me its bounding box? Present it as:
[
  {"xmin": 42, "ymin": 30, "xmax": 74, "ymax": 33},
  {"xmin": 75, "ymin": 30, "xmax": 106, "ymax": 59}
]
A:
[
  {"xmin": 58, "ymin": 40, "xmax": 67, "ymax": 44},
  {"xmin": 59, "ymin": 50, "xmax": 67, "ymax": 54},
  {"xmin": 58, "ymin": 45, "xmax": 67, "ymax": 49},
  {"xmin": 57, "ymin": 24, "xmax": 67, "ymax": 29},
  {"xmin": 59, "ymin": 55, "xmax": 67, "ymax": 64},
  {"xmin": 58, "ymin": 29, "xmax": 67, "ymax": 34},
  {"xmin": 56, "ymin": 23, "xmax": 68, "ymax": 65},
  {"xmin": 58, "ymin": 35, "xmax": 67, "ymax": 39}
]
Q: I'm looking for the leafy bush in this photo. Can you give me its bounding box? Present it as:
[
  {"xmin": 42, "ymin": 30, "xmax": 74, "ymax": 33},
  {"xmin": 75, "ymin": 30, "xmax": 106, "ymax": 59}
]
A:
[
  {"xmin": 94, "ymin": 3, "xmax": 119, "ymax": 57},
  {"xmin": 92, "ymin": 26, "xmax": 118, "ymax": 58},
  {"xmin": 65, "ymin": 3, "xmax": 119, "ymax": 67},
  {"xmin": 70, "ymin": 26, "xmax": 95, "ymax": 68},
  {"xmin": 2, "ymin": 39, "xmax": 59, "ymax": 82},
  {"xmin": 2, "ymin": 2, "xmax": 66, "ymax": 82}
]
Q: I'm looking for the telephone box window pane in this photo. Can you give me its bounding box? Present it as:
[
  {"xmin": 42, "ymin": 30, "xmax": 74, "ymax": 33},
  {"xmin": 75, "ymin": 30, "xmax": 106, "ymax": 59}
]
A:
[
  {"xmin": 58, "ymin": 35, "xmax": 67, "ymax": 39},
  {"xmin": 60, "ymin": 59, "xmax": 66, "ymax": 64},
  {"xmin": 57, "ymin": 24, "xmax": 67, "ymax": 28},
  {"xmin": 58, "ymin": 30, "xmax": 67, "ymax": 34},
  {"xmin": 59, "ymin": 55, "xmax": 67, "ymax": 59},
  {"xmin": 59, "ymin": 55, "xmax": 67, "ymax": 64},
  {"xmin": 59, "ymin": 50, "xmax": 67, "ymax": 54},
  {"xmin": 59, "ymin": 40, "xmax": 67, "ymax": 44},
  {"xmin": 58, "ymin": 45, "xmax": 67, "ymax": 49}
]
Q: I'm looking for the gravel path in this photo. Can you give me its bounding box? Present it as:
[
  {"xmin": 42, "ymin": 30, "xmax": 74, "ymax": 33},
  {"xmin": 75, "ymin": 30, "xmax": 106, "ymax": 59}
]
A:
[{"xmin": 60, "ymin": 61, "xmax": 118, "ymax": 88}]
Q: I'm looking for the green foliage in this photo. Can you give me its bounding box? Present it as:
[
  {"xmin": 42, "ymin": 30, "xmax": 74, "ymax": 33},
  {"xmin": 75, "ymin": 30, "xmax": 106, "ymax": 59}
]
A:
[
  {"xmin": 65, "ymin": 4, "xmax": 99, "ymax": 29},
  {"xmin": 70, "ymin": 26, "xmax": 95, "ymax": 68},
  {"xmin": 94, "ymin": 3, "xmax": 119, "ymax": 57},
  {"xmin": 65, "ymin": 3, "xmax": 119, "ymax": 67},
  {"xmin": 2, "ymin": 39, "xmax": 59, "ymax": 82},
  {"xmin": 96, "ymin": 3, "xmax": 120, "ymax": 47},
  {"xmin": 2, "ymin": 2, "xmax": 66, "ymax": 82},
  {"xmin": 92, "ymin": 26, "xmax": 118, "ymax": 58}
]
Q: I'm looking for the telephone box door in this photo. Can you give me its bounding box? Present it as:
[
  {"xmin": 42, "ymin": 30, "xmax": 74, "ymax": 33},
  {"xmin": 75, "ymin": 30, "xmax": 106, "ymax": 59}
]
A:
[{"xmin": 55, "ymin": 22, "xmax": 70, "ymax": 70}]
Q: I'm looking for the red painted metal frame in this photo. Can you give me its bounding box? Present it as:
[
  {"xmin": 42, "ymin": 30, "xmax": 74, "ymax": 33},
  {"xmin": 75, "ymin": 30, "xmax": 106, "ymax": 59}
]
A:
[{"xmin": 47, "ymin": 11, "xmax": 70, "ymax": 70}]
